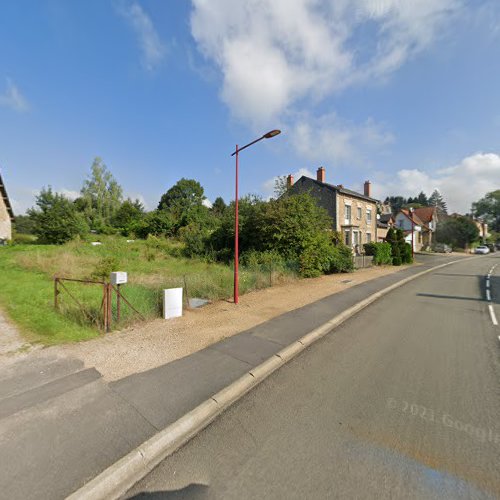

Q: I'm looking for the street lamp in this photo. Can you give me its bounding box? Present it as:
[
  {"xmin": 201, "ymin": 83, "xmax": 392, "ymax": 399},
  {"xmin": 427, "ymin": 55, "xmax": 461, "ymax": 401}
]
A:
[{"xmin": 230, "ymin": 129, "xmax": 281, "ymax": 304}]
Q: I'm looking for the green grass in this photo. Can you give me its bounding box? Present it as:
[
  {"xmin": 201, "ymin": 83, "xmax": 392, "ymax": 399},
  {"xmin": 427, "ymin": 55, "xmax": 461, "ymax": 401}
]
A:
[{"xmin": 0, "ymin": 237, "xmax": 297, "ymax": 345}]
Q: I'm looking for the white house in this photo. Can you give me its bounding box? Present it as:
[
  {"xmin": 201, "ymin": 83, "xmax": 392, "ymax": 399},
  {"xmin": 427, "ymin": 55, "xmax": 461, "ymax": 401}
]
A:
[
  {"xmin": 0, "ymin": 171, "xmax": 14, "ymax": 242},
  {"xmin": 394, "ymin": 209, "xmax": 424, "ymax": 252}
]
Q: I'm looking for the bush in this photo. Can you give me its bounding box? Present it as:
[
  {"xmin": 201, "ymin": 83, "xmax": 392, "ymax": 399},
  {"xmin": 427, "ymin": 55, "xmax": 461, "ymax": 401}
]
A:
[
  {"xmin": 91, "ymin": 256, "xmax": 120, "ymax": 281},
  {"xmin": 328, "ymin": 243, "xmax": 354, "ymax": 273},
  {"xmin": 363, "ymin": 242, "xmax": 392, "ymax": 265},
  {"xmin": 402, "ymin": 242, "xmax": 413, "ymax": 264}
]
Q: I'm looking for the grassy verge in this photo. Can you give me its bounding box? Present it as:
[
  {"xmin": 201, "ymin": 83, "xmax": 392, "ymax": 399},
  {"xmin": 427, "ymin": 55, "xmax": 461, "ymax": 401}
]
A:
[{"xmin": 0, "ymin": 237, "xmax": 297, "ymax": 345}]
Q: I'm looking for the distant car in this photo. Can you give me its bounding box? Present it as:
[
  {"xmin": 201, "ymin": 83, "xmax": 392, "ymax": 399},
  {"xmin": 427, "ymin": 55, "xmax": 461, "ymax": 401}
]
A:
[
  {"xmin": 433, "ymin": 243, "xmax": 452, "ymax": 253},
  {"xmin": 475, "ymin": 245, "xmax": 490, "ymax": 254},
  {"xmin": 486, "ymin": 243, "xmax": 496, "ymax": 253}
]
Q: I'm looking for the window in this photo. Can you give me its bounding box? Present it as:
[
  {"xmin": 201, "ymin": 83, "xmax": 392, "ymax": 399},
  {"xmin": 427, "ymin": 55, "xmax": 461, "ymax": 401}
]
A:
[
  {"xmin": 344, "ymin": 230, "xmax": 351, "ymax": 246},
  {"xmin": 353, "ymin": 231, "xmax": 360, "ymax": 245},
  {"xmin": 357, "ymin": 207, "xmax": 362, "ymax": 219},
  {"xmin": 345, "ymin": 205, "xmax": 351, "ymax": 222},
  {"xmin": 366, "ymin": 232, "xmax": 372, "ymax": 243},
  {"xmin": 366, "ymin": 208, "xmax": 372, "ymax": 223}
]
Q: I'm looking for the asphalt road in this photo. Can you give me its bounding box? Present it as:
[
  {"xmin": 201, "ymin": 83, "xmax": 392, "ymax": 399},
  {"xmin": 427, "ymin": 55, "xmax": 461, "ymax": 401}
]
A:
[{"xmin": 127, "ymin": 255, "xmax": 500, "ymax": 500}]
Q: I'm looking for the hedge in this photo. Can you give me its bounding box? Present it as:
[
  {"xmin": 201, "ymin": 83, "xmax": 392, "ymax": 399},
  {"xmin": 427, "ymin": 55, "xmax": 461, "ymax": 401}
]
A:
[{"xmin": 363, "ymin": 242, "xmax": 392, "ymax": 265}]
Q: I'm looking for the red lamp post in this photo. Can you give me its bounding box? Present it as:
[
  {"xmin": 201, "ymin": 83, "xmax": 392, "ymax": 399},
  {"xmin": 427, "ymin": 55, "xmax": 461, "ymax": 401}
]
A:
[{"xmin": 230, "ymin": 129, "xmax": 281, "ymax": 304}]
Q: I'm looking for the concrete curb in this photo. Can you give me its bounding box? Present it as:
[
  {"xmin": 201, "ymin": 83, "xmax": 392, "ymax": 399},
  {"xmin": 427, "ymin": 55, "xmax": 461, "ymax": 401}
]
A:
[{"xmin": 67, "ymin": 257, "xmax": 476, "ymax": 500}]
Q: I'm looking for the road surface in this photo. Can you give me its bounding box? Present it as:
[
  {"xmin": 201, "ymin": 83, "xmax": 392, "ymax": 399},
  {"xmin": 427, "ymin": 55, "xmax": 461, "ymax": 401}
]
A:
[{"xmin": 127, "ymin": 254, "xmax": 500, "ymax": 499}]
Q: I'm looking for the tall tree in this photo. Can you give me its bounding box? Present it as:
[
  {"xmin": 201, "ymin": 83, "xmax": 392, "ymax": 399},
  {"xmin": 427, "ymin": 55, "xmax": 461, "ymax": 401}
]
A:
[
  {"xmin": 472, "ymin": 190, "xmax": 500, "ymax": 232},
  {"xmin": 428, "ymin": 189, "xmax": 448, "ymax": 217},
  {"xmin": 28, "ymin": 187, "xmax": 88, "ymax": 244},
  {"xmin": 211, "ymin": 196, "xmax": 227, "ymax": 216},
  {"xmin": 417, "ymin": 191, "xmax": 429, "ymax": 206},
  {"xmin": 436, "ymin": 216, "xmax": 479, "ymax": 248},
  {"xmin": 80, "ymin": 157, "xmax": 123, "ymax": 229}
]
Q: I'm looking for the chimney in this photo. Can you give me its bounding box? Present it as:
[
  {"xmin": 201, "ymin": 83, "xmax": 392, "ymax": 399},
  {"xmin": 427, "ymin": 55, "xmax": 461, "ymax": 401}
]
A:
[
  {"xmin": 287, "ymin": 174, "xmax": 294, "ymax": 188},
  {"xmin": 364, "ymin": 180, "xmax": 371, "ymax": 197},
  {"xmin": 317, "ymin": 166, "xmax": 325, "ymax": 183}
]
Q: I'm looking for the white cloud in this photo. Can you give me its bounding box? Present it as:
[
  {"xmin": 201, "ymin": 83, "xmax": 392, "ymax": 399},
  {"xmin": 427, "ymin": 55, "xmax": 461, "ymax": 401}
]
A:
[
  {"xmin": 262, "ymin": 167, "xmax": 315, "ymax": 198},
  {"xmin": 0, "ymin": 78, "xmax": 29, "ymax": 112},
  {"xmin": 190, "ymin": 0, "xmax": 460, "ymax": 126},
  {"xmin": 58, "ymin": 189, "xmax": 79, "ymax": 201},
  {"xmin": 120, "ymin": 2, "xmax": 166, "ymax": 71},
  {"xmin": 372, "ymin": 152, "xmax": 500, "ymax": 213},
  {"xmin": 290, "ymin": 113, "xmax": 394, "ymax": 165}
]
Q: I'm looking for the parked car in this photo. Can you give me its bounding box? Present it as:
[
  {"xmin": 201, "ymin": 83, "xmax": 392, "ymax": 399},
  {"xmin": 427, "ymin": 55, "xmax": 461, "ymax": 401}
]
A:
[
  {"xmin": 475, "ymin": 245, "xmax": 490, "ymax": 254},
  {"xmin": 486, "ymin": 243, "xmax": 496, "ymax": 253},
  {"xmin": 433, "ymin": 243, "xmax": 452, "ymax": 253}
]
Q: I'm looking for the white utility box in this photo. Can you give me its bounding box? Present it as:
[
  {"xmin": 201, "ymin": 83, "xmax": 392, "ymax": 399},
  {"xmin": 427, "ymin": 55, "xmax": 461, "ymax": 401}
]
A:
[
  {"xmin": 163, "ymin": 288, "xmax": 183, "ymax": 319},
  {"xmin": 110, "ymin": 272, "xmax": 128, "ymax": 285}
]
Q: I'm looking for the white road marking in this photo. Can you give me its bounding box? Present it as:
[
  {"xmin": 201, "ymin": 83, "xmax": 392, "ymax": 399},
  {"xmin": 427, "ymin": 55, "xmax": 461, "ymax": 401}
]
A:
[
  {"xmin": 489, "ymin": 305, "xmax": 498, "ymax": 326},
  {"xmin": 486, "ymin": 265, "xmax": 497, "ymax": 326}
]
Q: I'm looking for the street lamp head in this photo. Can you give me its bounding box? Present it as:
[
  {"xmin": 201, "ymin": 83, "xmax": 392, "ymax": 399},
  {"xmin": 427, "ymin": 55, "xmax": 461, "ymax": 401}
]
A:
[{"xmin": 263, "ymin": 129, "xmax": 281, "ymax": 139}]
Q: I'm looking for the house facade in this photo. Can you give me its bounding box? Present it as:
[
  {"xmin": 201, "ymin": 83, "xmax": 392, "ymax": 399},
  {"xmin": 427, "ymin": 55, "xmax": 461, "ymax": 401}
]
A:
[
  {"xmin": 288, "ymin": 167, "xmax": 378, "ymax": 253},
  {"xmin": 394, "ymin": 209, "xmax": 424, "ymax": 252},
  {"xmin": 0, "ymin": 172, "xmax": 14, "ymax": 242},
  {"xmin": 413, "ymin": 207, "xmax": 438, "ymax": 248},
  {"xmin": 377, "ymin": 212, "xmax": 395, "ymax": 242}
]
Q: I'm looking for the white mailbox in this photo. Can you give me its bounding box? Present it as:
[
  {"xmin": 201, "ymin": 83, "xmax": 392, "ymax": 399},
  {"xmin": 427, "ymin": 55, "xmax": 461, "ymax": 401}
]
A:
[{"xmin": 110, "ymin": 272, "xmax": 128, "ymax": 285}]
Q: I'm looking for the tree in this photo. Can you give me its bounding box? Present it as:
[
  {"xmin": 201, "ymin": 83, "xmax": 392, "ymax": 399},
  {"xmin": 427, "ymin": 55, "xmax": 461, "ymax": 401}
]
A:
[
  {"xmin": 13, "ymin": 214, "xmax": 36, "ymax": 234},
  {"xmin": 80, "ymin": 158, "xmax": 123, "ymax": 230},
  {"xmin": 211, "ymin": 196, "xmax": 227, "ymax": 216},
  {"xmin": 28, "ymin": 187, "xmax": 88, "ymax": 244},
  {"xmin": 417, "ymin": 191, "xmax": 429, "ymax": 206},
  {"xmin": 384, "ymin": 196, "xmax": 407, "ymax": 215},
  {"xmin": 472, "ymin": 190, "xmax": 500, "ymax": 232},
  {"xmin": 429, "ymin": 189, "xmax": 448, "ymax": 217},
  {"xmin": 436, "ymin": 216, "xmax": 479, "ymax": 249},
  {"xmin": 273, "ymin": 176, "xmax": 288, "ymax": 198},
  {"xmin": 111, "ymin": 199, "xmax": 144, "ymax": 235},
  {"xmin": 158, "ymin": 178, "xmax": 205, "ymax": 214}
]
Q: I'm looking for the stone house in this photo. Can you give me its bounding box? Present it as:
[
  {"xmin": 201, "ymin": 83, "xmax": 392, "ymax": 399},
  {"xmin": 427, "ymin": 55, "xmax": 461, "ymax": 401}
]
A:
[
  {"xmin": 0, "ymin": 172, "xmax": 14, "ymax": 242},
  {"xmin": 287, "ymin": 167, "xmax": 379, "ymax": 253}
]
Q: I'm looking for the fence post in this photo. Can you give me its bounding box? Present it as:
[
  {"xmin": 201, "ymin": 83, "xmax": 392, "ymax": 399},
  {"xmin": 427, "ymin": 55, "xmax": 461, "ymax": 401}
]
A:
[
  {"xmin": 54, "ymin": 278, "xmax": 59, "ymax": 310},
  {"xmin": 117, "ymin": 284, "xmax": 121, "ymax": 323},
  {"xmin": 107, "ymin": 284, "xmax": 112, "ymax": 332}
]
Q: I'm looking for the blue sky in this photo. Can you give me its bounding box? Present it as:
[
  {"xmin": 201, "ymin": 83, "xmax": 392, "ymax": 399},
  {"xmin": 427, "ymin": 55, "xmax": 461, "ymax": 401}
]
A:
[{"xmin": 1, "ymin": 0, "xmax": 500, "ymax": 214}]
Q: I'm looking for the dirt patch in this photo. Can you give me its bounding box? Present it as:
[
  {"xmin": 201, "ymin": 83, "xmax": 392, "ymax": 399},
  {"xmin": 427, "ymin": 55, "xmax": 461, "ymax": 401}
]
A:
[
  {"xmin": 0, "ymin": 309, "xmax": 31, "ymax": 356},
  {"xmin": 41, "ymin": 265, "xmax": 407, "ymax": 381}
]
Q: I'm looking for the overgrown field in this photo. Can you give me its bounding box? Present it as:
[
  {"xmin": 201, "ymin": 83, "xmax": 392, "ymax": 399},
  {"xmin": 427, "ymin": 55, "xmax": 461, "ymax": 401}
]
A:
[{"xmin": 0, "ymin": 237, "xmax": 297, "ymax": 345}]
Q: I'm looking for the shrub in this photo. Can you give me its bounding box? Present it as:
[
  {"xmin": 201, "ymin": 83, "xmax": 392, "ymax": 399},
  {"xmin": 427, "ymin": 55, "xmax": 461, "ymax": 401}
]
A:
[
  {"xmin": 328, "ymin": 243, "xmax": 354, "ymax": 273},
  {"xmin": 91, "ymin": 256, "xmax": 120, "ymax": 281},
  {"xmin": 402, "ymin": 242, "xmax": 413, "ymax": 264},
  {"xmin": 363, "ymin": 242, "xmax": 392, "ymax": 265}
]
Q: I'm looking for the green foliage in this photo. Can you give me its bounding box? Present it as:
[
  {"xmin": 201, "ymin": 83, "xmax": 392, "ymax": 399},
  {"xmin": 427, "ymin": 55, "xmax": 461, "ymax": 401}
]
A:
[
  {"xmin": 28, "ymin": 187, "xmax": 89, "ymax": 244},
  {"xmin": 111, "ymin": 199, "xmax": 144, "ymax": 235},
  {"xmin": 428, "ymin": 189, "xmax": 448, "ymax": 217},
  {"xmin": 80, "ymin": 157, "xmax": 123, "ymax": 230},
  {"xmin": 363, "ymin": 242, "xmax": 392, "ymax": 265},
  {"xmin": 472, "ymin": 190, "xmax": 500, "ymax": 232},
  {"xmin": 211, "ymin": 197, "xmax": 227, "ymax": 216},
  {"xmin": 436, "ymin": 216, "xmax": 480, "ymax": 248},
  {"xmin": 132, "ymin": 210, "xmax": 176, "ymax": 238},
  {"xmin": 91, "ymin": 256, "xmax": 120, "ymax": 281},
  {"xmin": 158, "ymin": 178, "xmax": 205, "ymax": 214},
  {"xmin": 13, "ymin": 214, "xmax": 35, "ymax": 234},
  {"xmin": 402, "ymin": 242, "xmax": 413, "ymax": 264},
  {"xmin": 385, "ymin": 227, "xmax": 405, "ymax": 265}
]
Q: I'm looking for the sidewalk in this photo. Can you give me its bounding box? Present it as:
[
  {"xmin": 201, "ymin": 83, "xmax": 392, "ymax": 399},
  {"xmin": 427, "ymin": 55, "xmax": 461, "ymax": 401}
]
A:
[{"xmin": 0, "ymin": 255, "xmax": 455, "ymax": 500}]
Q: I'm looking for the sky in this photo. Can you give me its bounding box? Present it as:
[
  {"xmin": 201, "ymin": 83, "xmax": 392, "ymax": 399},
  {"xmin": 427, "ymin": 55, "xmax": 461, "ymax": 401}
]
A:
[{"xmin": 1, "ymin": 0, "xmax": 500, "ymax": 215}]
